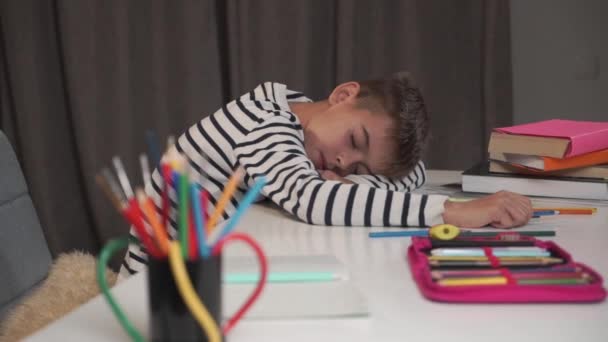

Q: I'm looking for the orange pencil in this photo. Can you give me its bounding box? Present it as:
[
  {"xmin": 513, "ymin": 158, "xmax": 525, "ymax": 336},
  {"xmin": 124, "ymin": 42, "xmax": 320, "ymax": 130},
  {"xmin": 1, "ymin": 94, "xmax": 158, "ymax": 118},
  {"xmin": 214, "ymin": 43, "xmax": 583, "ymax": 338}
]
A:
[
  {"xmin": 553, "ymin": 209, "xmax": 594, "ymax": 215},
  {"xmin": 136, "ymin": 189, "xmax": 170, "ymax": 255},
  {"xmin": 206, "ymin": 167, "xmax": 245, "ymax": 233}
]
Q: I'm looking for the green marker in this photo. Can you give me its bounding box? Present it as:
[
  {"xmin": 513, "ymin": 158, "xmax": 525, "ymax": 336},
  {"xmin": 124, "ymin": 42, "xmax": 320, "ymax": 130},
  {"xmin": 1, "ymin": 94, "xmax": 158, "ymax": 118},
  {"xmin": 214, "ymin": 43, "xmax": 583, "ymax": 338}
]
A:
[{"xmin": 225, "ymin": 272, "xmax": 339, "ymax": 284}]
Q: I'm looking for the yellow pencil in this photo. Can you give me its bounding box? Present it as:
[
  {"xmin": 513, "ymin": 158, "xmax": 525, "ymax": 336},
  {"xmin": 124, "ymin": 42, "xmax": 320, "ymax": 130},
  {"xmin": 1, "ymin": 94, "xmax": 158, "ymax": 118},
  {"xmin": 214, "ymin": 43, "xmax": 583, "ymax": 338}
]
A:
[
  {"xmin": 206, "ymin": 167, "xmax": 245, "ymax": 234},
  {"xmin": 439, "ymin": 277, "xmax": 508, "ymax": 286},
  {"xmin": 439, "ymin": 276, "xmax": 590, "ymax": 286},
  {"xmin": 428, "ymin": 256, "xmax": 562, "ymax": 262}
]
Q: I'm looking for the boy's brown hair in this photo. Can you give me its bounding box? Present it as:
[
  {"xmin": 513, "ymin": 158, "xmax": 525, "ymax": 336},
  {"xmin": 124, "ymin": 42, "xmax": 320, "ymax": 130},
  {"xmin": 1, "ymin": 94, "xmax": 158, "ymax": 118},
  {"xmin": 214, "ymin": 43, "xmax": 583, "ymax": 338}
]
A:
[{"xmin": 355, "ymin": 71, "xmax": 430, "ymax": 178}]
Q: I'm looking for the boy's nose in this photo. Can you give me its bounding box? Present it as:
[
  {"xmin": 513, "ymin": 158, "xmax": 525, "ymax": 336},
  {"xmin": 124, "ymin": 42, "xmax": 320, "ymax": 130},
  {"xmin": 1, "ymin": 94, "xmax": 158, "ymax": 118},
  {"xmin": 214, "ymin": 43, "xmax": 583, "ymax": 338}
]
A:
[
  {"xmin": 336, "ymin": 155, "xmax": 348, "ymax": 169},
  {"xmin": 335, "ymin": 153, "xmax": 359, "ymax": 173}
]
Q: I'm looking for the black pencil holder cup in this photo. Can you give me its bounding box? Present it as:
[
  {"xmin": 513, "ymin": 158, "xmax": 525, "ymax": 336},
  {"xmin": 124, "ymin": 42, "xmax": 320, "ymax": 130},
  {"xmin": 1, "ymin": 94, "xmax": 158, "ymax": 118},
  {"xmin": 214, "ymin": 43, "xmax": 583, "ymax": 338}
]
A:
[{"xmin": 148, "ymin": 254, "xmax": 223, "ymax": 342}]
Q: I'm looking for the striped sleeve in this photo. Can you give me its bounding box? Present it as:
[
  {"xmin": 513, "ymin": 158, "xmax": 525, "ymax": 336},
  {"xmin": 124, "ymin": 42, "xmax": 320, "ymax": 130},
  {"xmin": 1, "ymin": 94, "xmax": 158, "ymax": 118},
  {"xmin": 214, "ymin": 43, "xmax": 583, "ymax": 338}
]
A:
[
  {"xmin": 344, "ymin": 160, "xmax": 427, "ymax": 192},
  {"xmin": 234, "ymin": 116, "xmax": 448, "ymax": 227}
]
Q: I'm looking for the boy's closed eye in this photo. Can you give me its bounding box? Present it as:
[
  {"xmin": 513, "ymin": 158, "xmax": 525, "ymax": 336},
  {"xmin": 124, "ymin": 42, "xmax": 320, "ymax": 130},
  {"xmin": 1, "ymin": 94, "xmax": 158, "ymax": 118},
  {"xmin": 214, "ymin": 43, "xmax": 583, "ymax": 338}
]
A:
[{"xmin": 349, "ymin": 127, "xmax": 372, "ymax": 175}]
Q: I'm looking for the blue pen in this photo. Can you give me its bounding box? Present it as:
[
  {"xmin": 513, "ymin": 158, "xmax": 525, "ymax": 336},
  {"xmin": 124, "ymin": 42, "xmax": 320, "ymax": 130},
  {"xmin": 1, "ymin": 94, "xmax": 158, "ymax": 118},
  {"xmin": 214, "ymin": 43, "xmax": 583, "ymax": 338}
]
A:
[
  {"xmin": 369, "ymin": 230, "xmax": 429, "ymax": 238},
  {"xmin": 191, "ymin": 184, "xmax": 209, "ymax": 258},
  {"xmin": 211, "ymin": 176, "xmax": 267, "ymax": 245}
]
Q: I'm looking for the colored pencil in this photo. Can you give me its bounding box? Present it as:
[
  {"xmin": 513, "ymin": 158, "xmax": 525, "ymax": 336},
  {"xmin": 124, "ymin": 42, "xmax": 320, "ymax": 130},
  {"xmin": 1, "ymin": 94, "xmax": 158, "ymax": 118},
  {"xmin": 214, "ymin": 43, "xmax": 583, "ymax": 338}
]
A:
[
  {"xmin": 534, "ymin": 207, "xmax": 596, "ymax": 214},
  {"xmin": 532, "ymin": 210, "xmax": 558, "ymax": 216},
  {"xmin": 428, "ymin": 256, "xmax": 562, "ymax": 262},
  {"xmin": 112, "ymin": 157, "xmax": 134, "ymax": 199},
  {"xmin": 136, "ymin": 189, "xmax": 170, "ymax": 255},
  {"xmin": 517, "ymin": 278, "xmax": 590, "ymax": 285},
  {"xmin": 439, "ymin": 276, "xmax": 508, "ymax": 286},
  {"xmin": 206, "ymin": 167, "xmax": 245, "ymax": 234},
  {"xmin": 445, "ymin": 203, "xmax": 597, "ymax": 214},
  {"xmin": 161, "ymin": 163, "xmax": 173, "ymax": 229},
  {"xmin": 431, "ymin": 266, "xmax": 580, "ymax": 278},
  {"xmin": 107, "ymin": 157, "xmax": 164, "ymax": 258},
  {"xmin": 430, "ymin": 247, "xmax": 550, "ymax": 257},
  {"xmin": 460, "ymin": 230, "xmax": 556, "ymax": 237},
  {"xmin": 438, "ymin": 276, "xmax": 589, "ymax": 286},
  {"xmin": 177, "ymin": 169, "xmax": 190, "ymax": 258},
  {"xmin": 368, "ymin": 230, "xmax": 556, "ymax": 239},
  {"xmin": 188, "ymin": 205, "xmax": 198, "ymax": 259},
  {"xmin": 122, "ymin": 198, "xmax": 163, "ymax": 259},
  {"xmin": 139, "ymin": 154, "xmax": 152, "ymax": 192},
  {"xmin": 191, "ymin": 184, "xmax": 210, "ymax": 258},
  {"xmin": 369, "ymin": 230, "xmax": 429, "ymax": 238},
  {"xmin": 431, "ymin": 240, "xmax": 536, "ymax": 248},
  {"xmin": 145, "ymin": 130, "xmax": 162, "ymax": 169},
  {"xmin": 210, "ymin": 177, "xmax": 267, "ymax": 245},
  {"xmin": 433, "ymin": 271, "xmax": 586, "ymax": 280},
  {"xmin": 429, "ymin": 259, "xmax": 563, "ymax": 268},
  {"xmin": 551, "ymin": 209, "xmax": 595, "ymax": 215},
  {"xmin": 96, "ymin": 171, "xmax": 125, "ymax": 211}
]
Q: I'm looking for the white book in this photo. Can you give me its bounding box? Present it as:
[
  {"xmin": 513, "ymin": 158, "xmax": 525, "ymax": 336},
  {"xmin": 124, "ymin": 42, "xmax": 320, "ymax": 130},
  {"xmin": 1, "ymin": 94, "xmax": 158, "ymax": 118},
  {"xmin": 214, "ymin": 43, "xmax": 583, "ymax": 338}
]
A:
[{"xmin": 462, "ymin": 163, "xmax": 608, "ymax": 201}]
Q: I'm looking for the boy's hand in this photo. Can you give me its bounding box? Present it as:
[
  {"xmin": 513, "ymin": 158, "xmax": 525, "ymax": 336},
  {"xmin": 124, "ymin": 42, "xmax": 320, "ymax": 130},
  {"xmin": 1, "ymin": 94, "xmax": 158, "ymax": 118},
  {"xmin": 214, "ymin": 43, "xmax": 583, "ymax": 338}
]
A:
[
  {"xmin": 319, "ymin": 170, "xmax": 354, "ymax": 184},
  {"xmin": 442, "ymin": 191, "xmax": 533, "ymax": 229}
]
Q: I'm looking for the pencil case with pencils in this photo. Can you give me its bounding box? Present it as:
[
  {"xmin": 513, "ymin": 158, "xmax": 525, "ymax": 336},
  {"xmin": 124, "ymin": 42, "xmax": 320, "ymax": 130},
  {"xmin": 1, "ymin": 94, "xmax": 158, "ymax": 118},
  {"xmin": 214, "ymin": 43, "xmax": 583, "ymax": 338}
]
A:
[{"xmin": 407, "ymin": 234, "xmax": 607, "ymax": 303}]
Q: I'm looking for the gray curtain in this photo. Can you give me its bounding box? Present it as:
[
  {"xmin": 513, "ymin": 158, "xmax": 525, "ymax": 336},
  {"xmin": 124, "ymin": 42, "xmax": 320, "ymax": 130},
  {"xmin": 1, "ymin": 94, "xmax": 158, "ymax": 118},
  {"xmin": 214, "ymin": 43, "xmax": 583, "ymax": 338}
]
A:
[{"xmin": 0, "ymin": 0, "xmax": 512, "ymax": 262}]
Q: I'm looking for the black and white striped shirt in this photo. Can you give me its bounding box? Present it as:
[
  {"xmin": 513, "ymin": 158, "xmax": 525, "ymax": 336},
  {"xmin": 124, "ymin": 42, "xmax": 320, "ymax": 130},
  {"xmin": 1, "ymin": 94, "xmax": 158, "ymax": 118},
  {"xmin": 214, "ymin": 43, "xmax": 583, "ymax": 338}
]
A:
[{"xmin": 120, "ymin": 82, "xmax": 448, "ymax": 277}]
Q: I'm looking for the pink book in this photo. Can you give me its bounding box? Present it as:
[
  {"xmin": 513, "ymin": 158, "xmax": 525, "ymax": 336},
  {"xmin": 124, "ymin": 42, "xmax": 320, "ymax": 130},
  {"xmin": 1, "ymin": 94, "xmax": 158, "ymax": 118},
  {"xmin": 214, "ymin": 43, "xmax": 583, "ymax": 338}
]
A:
[{"xmin": 495, "ymin": 119, "xmax": 608, "ymax": 157}]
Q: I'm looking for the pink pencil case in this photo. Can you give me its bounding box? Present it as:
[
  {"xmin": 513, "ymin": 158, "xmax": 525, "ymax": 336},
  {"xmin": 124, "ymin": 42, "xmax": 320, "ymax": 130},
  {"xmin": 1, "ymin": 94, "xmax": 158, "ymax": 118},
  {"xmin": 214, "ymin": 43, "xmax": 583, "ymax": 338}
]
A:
[{"xmin": 407, "ymin": 236, "xmax": 607, "ymax": 303}]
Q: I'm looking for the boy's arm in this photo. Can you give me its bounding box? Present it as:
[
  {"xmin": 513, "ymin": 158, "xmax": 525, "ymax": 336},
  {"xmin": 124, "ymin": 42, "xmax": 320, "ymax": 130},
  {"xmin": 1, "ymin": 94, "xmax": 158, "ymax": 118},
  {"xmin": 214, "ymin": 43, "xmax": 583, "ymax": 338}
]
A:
[
  {"xmin": 343, "ymin": 160, "xmax": 427, "ymax": 192},
  {"xmin": 235, "ymin": 117, "xmax": 448, "ymax": 227}
]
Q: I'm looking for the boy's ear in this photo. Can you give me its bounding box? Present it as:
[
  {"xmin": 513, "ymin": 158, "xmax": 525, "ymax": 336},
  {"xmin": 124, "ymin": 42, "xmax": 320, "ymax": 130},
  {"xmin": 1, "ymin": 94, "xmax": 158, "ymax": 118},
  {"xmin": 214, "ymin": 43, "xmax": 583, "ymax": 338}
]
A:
[{"xmin": 328, "ymin": 82, "xmax": 360, "ymax": 106}]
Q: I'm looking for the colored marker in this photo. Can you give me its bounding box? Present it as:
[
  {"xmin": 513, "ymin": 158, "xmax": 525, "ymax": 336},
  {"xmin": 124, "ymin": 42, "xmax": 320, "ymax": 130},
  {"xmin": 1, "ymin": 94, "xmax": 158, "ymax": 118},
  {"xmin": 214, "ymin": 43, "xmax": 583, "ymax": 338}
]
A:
[{"xmin": 225, "ymin": 272, "xmax": 339, "ymax": 284}]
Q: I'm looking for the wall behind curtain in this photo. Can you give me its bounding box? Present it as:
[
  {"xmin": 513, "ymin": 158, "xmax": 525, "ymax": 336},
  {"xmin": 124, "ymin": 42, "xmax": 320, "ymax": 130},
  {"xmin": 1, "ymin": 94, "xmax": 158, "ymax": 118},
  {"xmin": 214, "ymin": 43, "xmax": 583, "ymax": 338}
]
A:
[{"xmin": 0, "ymin": 0, "xmax": 512, "ymax": 265}]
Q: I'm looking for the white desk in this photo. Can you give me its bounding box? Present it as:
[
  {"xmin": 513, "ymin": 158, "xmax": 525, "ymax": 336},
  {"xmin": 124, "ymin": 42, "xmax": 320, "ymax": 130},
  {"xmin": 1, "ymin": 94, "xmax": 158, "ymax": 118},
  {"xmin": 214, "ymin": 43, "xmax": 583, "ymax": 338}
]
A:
[{"xmin": 27, "ymin": 170, "xmax": 608, "ymax": 342}]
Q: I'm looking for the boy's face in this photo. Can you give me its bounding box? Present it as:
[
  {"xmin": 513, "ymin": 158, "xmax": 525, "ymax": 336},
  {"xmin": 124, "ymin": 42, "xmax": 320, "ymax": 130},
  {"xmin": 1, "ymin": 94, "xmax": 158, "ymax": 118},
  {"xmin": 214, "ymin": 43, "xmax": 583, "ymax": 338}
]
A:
[{"xmin": 302, "ymin": 82, "xmax": 396, "ymax": 177}]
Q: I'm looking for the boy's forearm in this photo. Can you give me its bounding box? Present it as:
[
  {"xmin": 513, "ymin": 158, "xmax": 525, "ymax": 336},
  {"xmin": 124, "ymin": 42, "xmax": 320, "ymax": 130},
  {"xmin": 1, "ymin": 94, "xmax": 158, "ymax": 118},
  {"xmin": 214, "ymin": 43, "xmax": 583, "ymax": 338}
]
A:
[
  {"xmin": 344, "ymin": 160, "xmax": 427, "ymax": 192},
  {"xmin": 272, "ymin": 172, "xmax": 448, "ymax": 227}
]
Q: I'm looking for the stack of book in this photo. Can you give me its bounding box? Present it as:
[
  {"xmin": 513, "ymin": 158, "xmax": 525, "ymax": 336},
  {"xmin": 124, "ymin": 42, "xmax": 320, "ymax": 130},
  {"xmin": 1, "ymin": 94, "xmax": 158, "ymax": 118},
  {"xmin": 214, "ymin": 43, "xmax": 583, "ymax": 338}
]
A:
[{"xmin": 463, "ymin": 119, "xmax": 608, "ymax": 200}]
